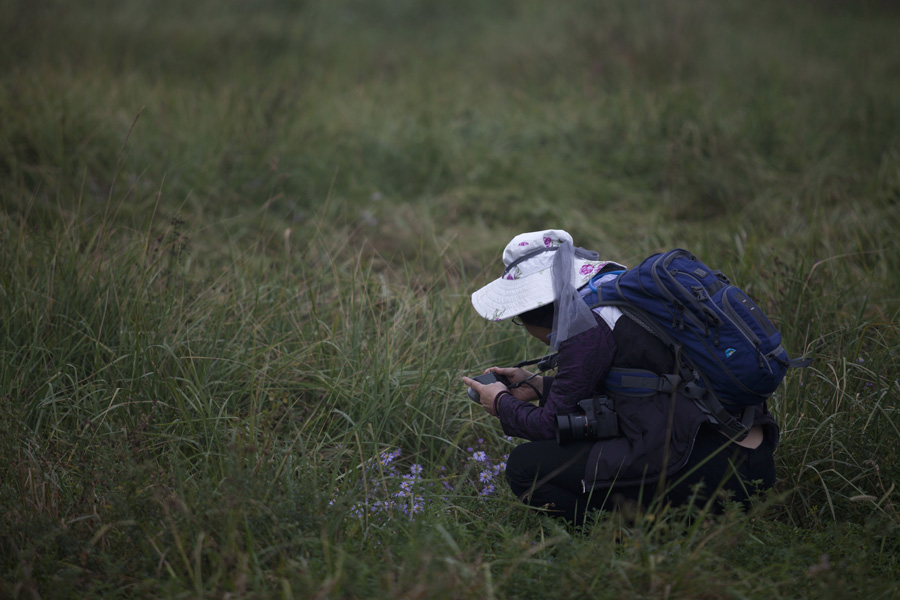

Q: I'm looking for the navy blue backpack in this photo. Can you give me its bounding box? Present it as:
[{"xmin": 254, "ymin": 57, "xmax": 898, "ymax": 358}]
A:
[{"xmin": 584, "ymin": 249, "xmax": 810, "ymax": 439}]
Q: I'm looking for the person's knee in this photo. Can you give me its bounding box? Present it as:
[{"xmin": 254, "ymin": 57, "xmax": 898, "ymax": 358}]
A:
[{"xmin": 505, "ymin": 443, "xmax": 534, "ymax": 496}]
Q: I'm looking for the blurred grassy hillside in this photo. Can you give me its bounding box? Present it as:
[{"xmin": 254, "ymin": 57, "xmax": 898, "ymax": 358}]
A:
[{"xmin": 3, "ymin": 0, "xmax": 899, "ymax": 266}]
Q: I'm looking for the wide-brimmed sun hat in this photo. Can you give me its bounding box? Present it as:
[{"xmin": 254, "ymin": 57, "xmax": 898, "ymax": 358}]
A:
[{"xmin": 471, "ymin": 229, "xmax": 625, "ymax": 322}]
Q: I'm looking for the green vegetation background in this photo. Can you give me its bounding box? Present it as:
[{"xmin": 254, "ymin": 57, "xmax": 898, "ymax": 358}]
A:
[{"xmin": 2, "ymin": 0, "xmax": 899, "ymax": 598}]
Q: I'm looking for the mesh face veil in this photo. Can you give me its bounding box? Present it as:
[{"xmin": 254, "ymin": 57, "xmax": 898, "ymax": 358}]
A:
[{"xmin": 548, "ymin": 240, "xmax": 599, "ymax": 349}]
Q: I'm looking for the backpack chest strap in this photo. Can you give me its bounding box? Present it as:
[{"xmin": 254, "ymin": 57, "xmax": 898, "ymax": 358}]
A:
[{"xmin": 605, "ymin": 368, "xmax": 680, "ymax": 397}]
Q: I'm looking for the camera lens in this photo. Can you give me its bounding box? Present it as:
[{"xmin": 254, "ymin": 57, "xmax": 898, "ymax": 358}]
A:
[{"xmin": 556, "ymin": 413, "xmax": 587, "ymax": 445}]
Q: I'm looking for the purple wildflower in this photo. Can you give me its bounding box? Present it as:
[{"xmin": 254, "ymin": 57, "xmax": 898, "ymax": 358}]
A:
[{"xmin": 380, "ymin": 448, "xmax": 401, "ymax": 466}]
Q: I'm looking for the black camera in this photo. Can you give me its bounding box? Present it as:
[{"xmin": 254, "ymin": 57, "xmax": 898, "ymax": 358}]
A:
[
  {"xmin": 466, "ymin": 372, "xmax": 510, "ymax": 403},
  {"xmin": 556, "ymin": 396, "xmax": 619, "ymax": 445}
]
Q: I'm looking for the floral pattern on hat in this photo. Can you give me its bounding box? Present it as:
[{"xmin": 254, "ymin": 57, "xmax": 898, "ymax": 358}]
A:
[
  {"xmin": 542, "ymin": 236, "xmax": 566, "ymax": 248},
  {"xmin": 505, "ymin": 266, "xmax": 523, "ymax": 280}
]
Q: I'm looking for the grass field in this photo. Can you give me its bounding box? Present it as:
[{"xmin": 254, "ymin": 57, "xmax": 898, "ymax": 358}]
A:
[{"xmin": 2, "ymin": 0, "xmax": 900, "ymax": 598}]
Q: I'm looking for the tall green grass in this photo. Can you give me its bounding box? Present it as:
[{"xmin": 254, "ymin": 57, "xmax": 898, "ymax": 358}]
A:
[{"xmin": 2, "ymin": 0, "xmax": 899, "ymax": 597}]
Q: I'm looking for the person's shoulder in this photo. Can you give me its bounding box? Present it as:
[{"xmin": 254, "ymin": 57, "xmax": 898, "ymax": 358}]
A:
[
  {"xmin": 610, "ymin": 314, "xmax": 653, "ymax": 342},
  {"xmin": 559, "ymin": 314, "xmax": 615, "ymax": 353},
  {"xmin": 610, "ymin": 315, "xmax": 674, "ymax": 370}
]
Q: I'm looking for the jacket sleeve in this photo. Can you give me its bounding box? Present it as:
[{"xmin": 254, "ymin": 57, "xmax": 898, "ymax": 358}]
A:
[{"xmin": 495, "ymin": 313, "xmax": 616, "ymax": 441}]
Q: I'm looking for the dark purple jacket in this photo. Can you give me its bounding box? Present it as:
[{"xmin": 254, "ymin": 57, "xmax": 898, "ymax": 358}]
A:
[
  {"xmin": 495, "ymin": 312, "xmax": 615, "ymax": 440},
  {"xmin": 495, "ymin": 312, "xmax": 779, "ymax": 491}
]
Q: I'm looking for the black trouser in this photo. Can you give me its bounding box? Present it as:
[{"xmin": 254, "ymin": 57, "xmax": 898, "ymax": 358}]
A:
[{"xmin": 505, "ymin": 425, "xmax": 777, "ymax": 524}]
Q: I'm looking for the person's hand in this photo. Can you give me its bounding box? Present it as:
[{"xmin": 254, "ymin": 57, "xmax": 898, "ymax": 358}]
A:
[
  {"xmin": 486, "ymin": 366, "xmax": 543, "ymax": 402},
  {"xmin": 461, "ymin": 375, "xmax": 508, "ymax": 416}
]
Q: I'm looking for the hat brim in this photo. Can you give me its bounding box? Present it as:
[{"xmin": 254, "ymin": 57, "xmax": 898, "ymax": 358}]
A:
[{"xmin": 471, "ymin": 260, "xmax": 604, "ymax": 321}]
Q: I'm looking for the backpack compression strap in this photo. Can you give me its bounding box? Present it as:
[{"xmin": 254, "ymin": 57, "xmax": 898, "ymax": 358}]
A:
[
  {"xmin": 606, "ymin": 366, "xmax": 754, "ymax": 441},
  {"xmin": 678, "ymin": 377, "xmax": 755, "ymax": 441}
]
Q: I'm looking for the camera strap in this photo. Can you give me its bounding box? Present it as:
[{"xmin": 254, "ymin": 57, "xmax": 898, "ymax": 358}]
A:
[
  {"xmin": 515, "ymin": 352, "xmax": 558, "ymax": 372},
  {"xmin": 507, "ymin": 376, "xmax": 543, "ymax": 402},
  {"xmin": 509, "ymin": 353, "xmax": 559, "ymax": 403}
]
